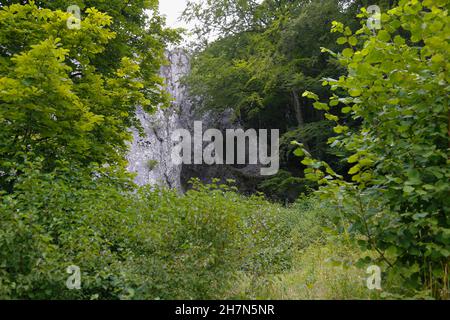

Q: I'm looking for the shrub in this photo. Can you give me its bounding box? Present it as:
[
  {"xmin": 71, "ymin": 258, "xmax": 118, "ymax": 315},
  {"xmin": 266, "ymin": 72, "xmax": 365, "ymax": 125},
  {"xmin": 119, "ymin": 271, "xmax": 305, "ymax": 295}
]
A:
[
  {"xmin": 298, "ymin": 0, "xmax": 450, "ymax": 299},
  {"xmin": 0, "ymin": 162, "xmax": 294, "ymax": 299}
]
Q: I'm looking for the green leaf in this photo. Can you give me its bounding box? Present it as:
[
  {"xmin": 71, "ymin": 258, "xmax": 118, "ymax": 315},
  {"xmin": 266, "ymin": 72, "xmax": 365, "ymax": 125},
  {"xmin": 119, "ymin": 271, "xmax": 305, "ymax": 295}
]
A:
[
  {"xmin": 342, "ymin": 106, "xmax": 352, "ymax": 113},
  {"xmin": 359, "ymin": 158, "xmax": 374, "ymax": 167},
  {"xmin": 348, "ymin": 36, "xmax": 358, "ymax": 46},
  {"xmin": 407, "ymin": 169, "xmax": 422, "ymax": 185},
  {"xmin": 293, "ymin": 148, "xmax": 304, "ymax": 157},
  {"xmin": 313, "ymin": 102, "xmax": 330, "ymax": 111},
  {"xmin": 325, "ymin": 113, "xmax": 339, "ymax": 121},
  {"xmin": 349, "ymin": 88, "xmax": 361, "ymax": 97},
  {"xmin": 378, "ymin": 30, "xmax": 391, "ymax": 42},
  {"xmin": 342, "ymin": 48, "xmax": 354, "ymax": 58},
  {"xmin": 302, "ymin": 91, "xmax": 319, "ymax": 100},
  {"xmin": 333, "ymin": 125, "xmax": 348, "ymax": 134},
  {"xmin": 337, "ymin": 37, "xmax": 348, "ymax": 44},
  {"xmin": 348, "ymin": 165, "xmax": 361, "ymax": 175},
  {"xmin": 348, "ymin": 154, "xmax": 359, "ymax": 163}
]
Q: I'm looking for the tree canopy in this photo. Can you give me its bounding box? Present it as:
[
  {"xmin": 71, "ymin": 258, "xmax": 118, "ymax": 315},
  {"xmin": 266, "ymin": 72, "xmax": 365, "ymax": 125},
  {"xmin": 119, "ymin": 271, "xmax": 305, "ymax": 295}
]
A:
[{"xmin": 0, "ymin": 1, "xmax": 179, "ymax": 191}]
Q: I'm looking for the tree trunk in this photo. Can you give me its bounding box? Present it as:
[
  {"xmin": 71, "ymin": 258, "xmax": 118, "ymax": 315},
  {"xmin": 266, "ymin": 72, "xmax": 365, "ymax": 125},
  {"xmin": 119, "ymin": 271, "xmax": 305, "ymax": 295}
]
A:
[
  {"xmin": 291, "ymin": 89, "xmax": 311, "ymax": 152},
  {"xmin": 292, "ymin": 89, "xmax": 305, "ymax": 126}
]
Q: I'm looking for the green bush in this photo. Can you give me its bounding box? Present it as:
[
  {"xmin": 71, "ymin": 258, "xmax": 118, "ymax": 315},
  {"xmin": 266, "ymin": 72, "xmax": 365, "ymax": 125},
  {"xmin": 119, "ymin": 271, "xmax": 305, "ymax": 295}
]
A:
[
  {"xmin": 280, "ymin": 121, "xmax": 337, "ymax": 166},
  {"xmin": 298, "ymin": 0, "xmax": 450, "ymax": 299},
  {"xmin": 1, "ymin": 158, "xmax": 406, "ymax": 300},
  {"xmin": 0, "ymin": 159, "xmax": 138, "ymax": 299},
  {"xmin": 260, "ymin": 121, "xmax": 346, "ymax": 202},
  {"xmin": 258, "ymin": 170, "xmax": 316, "ymax": 202},
  {"xmin": 0, "ymin": 161, "xmax": 294, "ymax": 299}
]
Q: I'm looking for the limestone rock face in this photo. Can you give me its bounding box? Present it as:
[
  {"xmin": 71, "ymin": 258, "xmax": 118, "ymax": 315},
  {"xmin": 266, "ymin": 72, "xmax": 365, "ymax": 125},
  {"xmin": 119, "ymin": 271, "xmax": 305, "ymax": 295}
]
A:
[
  {"xmin": 127, "ymin": 49, "xmax": 264, "ymax": 193},
  {"xmin": 126, "ymin": 50, "xmax": 191, "ymax": 191}
]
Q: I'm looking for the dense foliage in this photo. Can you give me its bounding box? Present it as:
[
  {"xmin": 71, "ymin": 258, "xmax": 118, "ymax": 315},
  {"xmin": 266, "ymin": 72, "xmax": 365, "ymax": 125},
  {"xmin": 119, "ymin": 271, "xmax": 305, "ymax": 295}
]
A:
[
  {"xmin": 183, "ymin": 0, "xmax": 400, "ymax": 200},
  {"xmin": 184, "ymin": 0, "xmax": 449, "ymax": 299},
  {"xmin": 297, "ymin": 0, "xmax": 449, "ymax": 299},
  {"xmin": 0, "ymin": 0, "xmax": 178, "ymax": 191},
  {"xmin": 0, "ymin": 0, "xmax": 448, "ymax": 301},
  {"xmin": 0, "ymin": 161, "xmax": 296, "ymax": 299}
]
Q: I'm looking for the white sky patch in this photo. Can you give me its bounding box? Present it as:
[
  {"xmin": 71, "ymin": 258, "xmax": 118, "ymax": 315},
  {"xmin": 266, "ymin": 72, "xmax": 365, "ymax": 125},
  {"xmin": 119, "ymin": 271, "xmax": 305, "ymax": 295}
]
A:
[
  {"xmin": 159, "ymin": 0, "xmax": 190, "ymax": 29},
  {"xmin": 158, "ymin": 0, "xmax": 199, "ymax": 46}
]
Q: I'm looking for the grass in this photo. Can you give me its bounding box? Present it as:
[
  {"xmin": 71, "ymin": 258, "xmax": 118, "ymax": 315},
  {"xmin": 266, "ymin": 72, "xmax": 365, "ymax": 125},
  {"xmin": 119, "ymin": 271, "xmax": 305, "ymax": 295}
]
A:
[{"xmin": 231, "ymin": 240, "xmax": 383, "ymax": 300}]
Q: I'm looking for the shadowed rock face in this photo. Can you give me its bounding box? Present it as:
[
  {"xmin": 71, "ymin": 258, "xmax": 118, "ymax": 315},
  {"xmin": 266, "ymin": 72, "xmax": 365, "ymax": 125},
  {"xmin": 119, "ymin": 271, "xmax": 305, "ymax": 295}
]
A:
[{"xmin": 126, "ymin": 50, "xmax": 191, "ymax": 191}]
